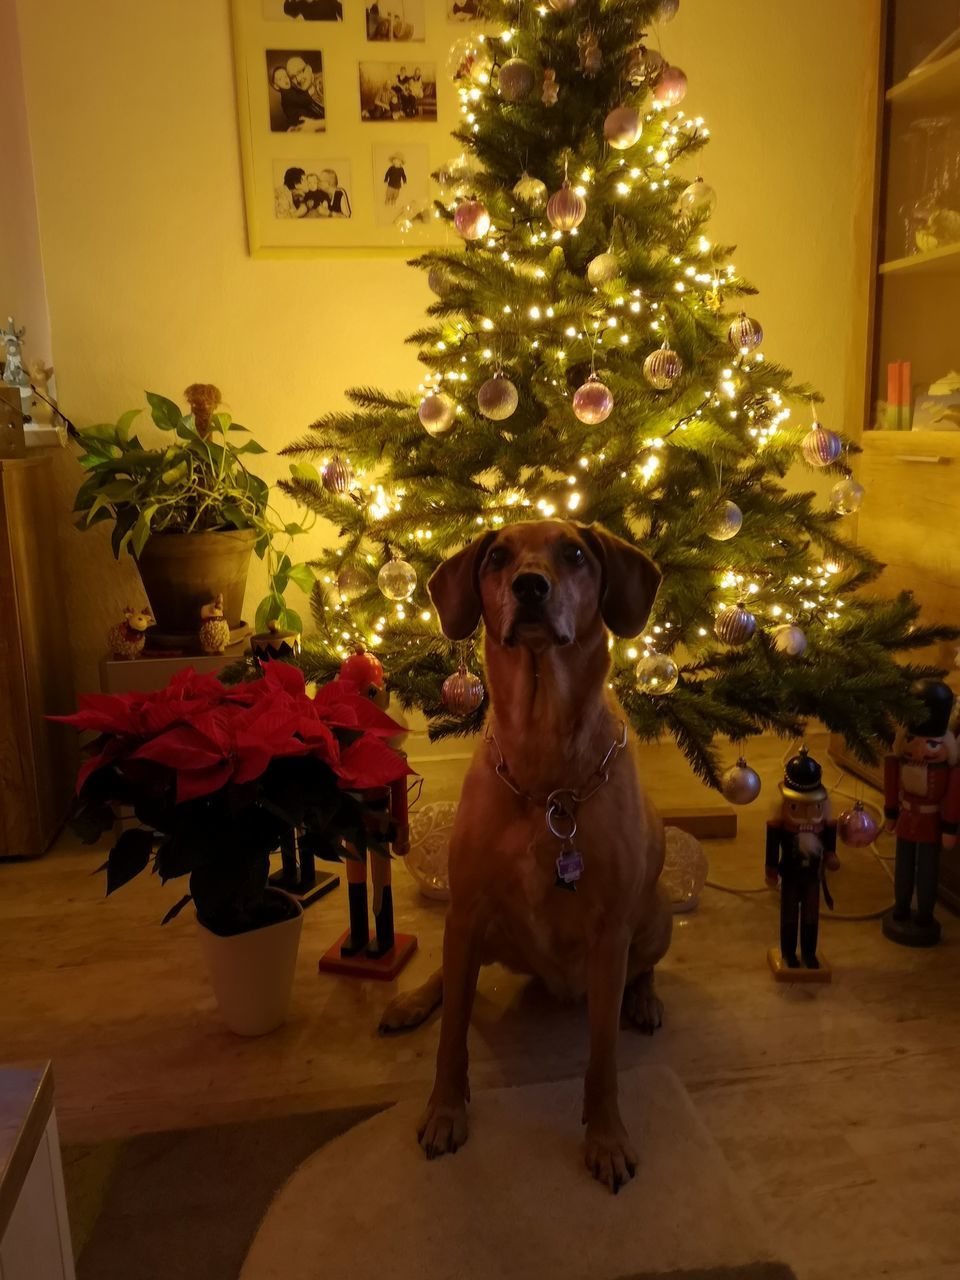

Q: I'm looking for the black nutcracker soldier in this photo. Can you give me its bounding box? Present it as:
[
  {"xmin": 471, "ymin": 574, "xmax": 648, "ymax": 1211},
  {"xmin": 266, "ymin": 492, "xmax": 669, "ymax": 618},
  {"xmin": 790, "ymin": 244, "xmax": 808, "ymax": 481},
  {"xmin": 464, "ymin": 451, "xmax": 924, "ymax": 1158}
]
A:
[
  {"xmin": 765, "ymin": 746, "xmax": 838, "ymax": 980},
  {"xmin": 882, "ymin": 679, "xmax": 960, "ymax": 947}
]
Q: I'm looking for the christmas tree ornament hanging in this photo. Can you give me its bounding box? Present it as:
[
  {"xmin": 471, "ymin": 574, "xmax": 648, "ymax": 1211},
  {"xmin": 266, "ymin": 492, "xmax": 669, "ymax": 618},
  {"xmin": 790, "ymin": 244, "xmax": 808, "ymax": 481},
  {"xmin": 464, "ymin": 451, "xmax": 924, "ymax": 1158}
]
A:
[
  {"xmin": 706, "ymin": 499, "xmax": 743, "ymax": 541},
  {"xmin": 437, "ymin": 152, "xmax": 478, "ymax": 203},
  {"xmin": 626, "ymin": 44, "xmax": 665, "ymax": 87},
  {"xmin": 512, "ymin": 172, "xmax": 548, "ymax": 208},
  {"xmin": 338, "ymin": 644, "xmax": 385, "ymax": 693},
  {"xmin": 335, "ymin": 562, "xmax": 370, "ymax": 603},
  {"xmin": 603, "ymin": 105, "xmax": 642, "ymax": 150},
  {"xmin": 578, "ymin": 28, "xmax": 602, "ymax": 77},
  {"xmin": 728, "ymin": 312, "xmax": 763, "ymax": 352},
  {"xmin": 477, "ymin": 374, "xmax": 519, "ymax": 421},
  {"xmin": 541, "ymin": 68, "xmax": 559, "ymax": 106},
  {"xmin": 771, "ymin": 623, "xmax": 807, "ymax": 657},
  {"xmin": 635, "ymin": 651, "xmax": 679, "ymax": 695},
  {"xmin": 830, "ymin": 476, "xmax": 864, "ymax": 515},
  {"xmin": 677, "ymin": 177, "xmax": 717, "ymax": 217},
  {"xmin": 418, "ymin": 391, "xmax": 457, "ymax": 436},
  {"xmin": 572, "ymin": 375, "xmax": 614, "ymax": 424},
  {"xmin": 546, "ymin": 181, "xmax": 587, "ymax": 230},
  {"xmin": 655, "ymin": 0, "xmax": 680, "ymax": 20},
  {"xmin": 321, "ymin": 454, "xmax": 353, "ymax": 495},
  {"xmin": 801, "ymin": 421, "xmax": 842, "ymax": 467},
  {"xmin": 499, "ymin": 56, "xmax": 536, "ymax": 103},
  {"xmin": 643, "ymin": 341, "xmax": 683, "ymax": 390},
  {"xmin": 378, "ymin": 557, "xmax": 418, "ymax": 602},
  {"xmin": 442, "ymin": 661, "xmax": 486, "ymax": 716},
  {"xmin": 715, "ymin": 602, "xmax": 756, "ymax": 646},
  {"xmin": 454, "ymin": 198, "xmax": 491, "ymax": 241},
  {"xmin": 721, "ymin": 757, "xmax": 762, "ymax": 805},
  {"xmin": 837, "ymin": 800, "xmax": 880, "ymax": 849},
  {"xmin": 586, "ymin": 251, "xmax": 621, "ymax": 286},
  {"xmin": 654, "ymin": 64, "xmax": 688, "ymax": 108},
  {"xmin": 447, "ymin": 36, "xmax": 493, "ymax": 84},
  {"xmin": 427, "ymin": 265, "xmax": 452, "ymax": 297}
]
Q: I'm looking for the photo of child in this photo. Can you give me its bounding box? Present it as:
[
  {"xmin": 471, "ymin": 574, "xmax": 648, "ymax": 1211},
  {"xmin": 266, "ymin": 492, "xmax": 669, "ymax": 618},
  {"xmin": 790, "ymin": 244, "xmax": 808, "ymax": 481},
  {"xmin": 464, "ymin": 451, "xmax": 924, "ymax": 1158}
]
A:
[
  {"xmin": 365, "ymin": 0, "xmax": 426, "ymax": 42},
  {"xmin": 273, "ymin": 161, "xmax": 353, "ymax": 218},
  {"xmin": 265, "ymin": 51, "xmax": 325, "ymax": 132},
  {"xmin": 262, "ymin": 0, "xmax": 343, "ymax": 20},
  {"xmin": 371, "ymin": 142, "xmax": 431, "ymax": 226},
  {"xmin": 359, "ymin": 62, "xmax": 437, "ymax": 122}
]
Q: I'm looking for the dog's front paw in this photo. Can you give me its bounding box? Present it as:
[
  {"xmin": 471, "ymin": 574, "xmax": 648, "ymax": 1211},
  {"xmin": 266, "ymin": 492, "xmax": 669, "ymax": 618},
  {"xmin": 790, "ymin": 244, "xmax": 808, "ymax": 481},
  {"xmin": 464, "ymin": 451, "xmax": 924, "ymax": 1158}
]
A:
[
  {"xmin": 622, "ymin": 974, "xmax": 664, "ymax": 1035},
  {"xmin": 417, "ymin": 1094, "xmax": 468, "ymax": 1159},
  {"xmin": 584, "ymin": 1121, "xmax": 638, "ymax": 1194}
]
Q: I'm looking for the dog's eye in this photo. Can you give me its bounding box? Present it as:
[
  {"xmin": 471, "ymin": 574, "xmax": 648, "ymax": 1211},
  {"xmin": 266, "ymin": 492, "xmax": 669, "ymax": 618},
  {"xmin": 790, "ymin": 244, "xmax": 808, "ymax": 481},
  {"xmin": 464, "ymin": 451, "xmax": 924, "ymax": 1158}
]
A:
[
  {"xmin": 562, "ymin": 543, "xmax": 586, "ymax": 566},
  {"xmin": 486, "ymin": 546, "xmax": 510, "ymax": 570}
]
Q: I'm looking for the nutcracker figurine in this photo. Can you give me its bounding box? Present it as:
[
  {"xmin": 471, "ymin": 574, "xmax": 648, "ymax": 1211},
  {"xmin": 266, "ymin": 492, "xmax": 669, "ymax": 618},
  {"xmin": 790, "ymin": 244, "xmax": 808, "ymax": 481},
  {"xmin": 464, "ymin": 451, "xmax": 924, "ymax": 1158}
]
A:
[
  {"xmin": 765, "ymin": 746, "xmax": 838, "ymax": 981},
  {"xmin": 882, "ymin": 679, "xmax": 960, "ymax": 947}
]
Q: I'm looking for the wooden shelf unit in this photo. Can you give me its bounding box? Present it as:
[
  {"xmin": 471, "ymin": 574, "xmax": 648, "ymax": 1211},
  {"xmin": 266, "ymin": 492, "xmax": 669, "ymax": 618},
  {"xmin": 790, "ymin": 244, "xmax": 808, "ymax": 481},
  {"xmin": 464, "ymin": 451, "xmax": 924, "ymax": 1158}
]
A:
[
  {"xmin": 886, "ymin": 39, "xmax": 960, "ymax": 110},
  {"xmin": 879, "ymin": 240, "xmax": 960, "ymax": 275}
]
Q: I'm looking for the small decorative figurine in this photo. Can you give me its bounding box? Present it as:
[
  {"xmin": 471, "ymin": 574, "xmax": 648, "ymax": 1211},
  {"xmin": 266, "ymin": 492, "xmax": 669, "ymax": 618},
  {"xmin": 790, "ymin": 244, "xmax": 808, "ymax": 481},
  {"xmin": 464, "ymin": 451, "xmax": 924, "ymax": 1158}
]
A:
[
  {"xmin": 577, "ymin": 28, "xmax": 602, "ymax": 77},
  {"xmin": 108, "ymin": 606, "xmax": 155, "ymax": 660},
  {"xmin": 541, "ymin": 67, "xmax": 559, "ymax": 106},
  {"xmin": 0, "ymin": 318, "xmax": 29, "ymax": 388},
  {"xmin": 26, "ymin": 358, "xmax": 55, "ymax": 424},
  {"xmin": 765, "ymin": 746, "xmax": 838, "ymax": 981},
  {"xmin": 882, "ymin": 679, "xmax": 960, "ymax": 947},
  {"xmin": 250, "ymin": 618, "xmax": 302, "ymax": 666},
  {"xmin": 198, "ymin": 593, "xmax": 231, "ymax": 654}
]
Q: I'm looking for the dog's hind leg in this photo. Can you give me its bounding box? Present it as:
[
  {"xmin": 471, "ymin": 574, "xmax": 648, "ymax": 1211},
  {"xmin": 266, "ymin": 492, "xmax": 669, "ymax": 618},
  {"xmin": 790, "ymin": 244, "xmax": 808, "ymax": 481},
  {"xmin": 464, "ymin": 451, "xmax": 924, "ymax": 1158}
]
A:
[
  {"xmin": 623, "ymin": 885, "xmax": 672, "ymax": 1034},
  {"xmin": 379, "ymin": 968, "xmax": 443, "ymax": 1033}
]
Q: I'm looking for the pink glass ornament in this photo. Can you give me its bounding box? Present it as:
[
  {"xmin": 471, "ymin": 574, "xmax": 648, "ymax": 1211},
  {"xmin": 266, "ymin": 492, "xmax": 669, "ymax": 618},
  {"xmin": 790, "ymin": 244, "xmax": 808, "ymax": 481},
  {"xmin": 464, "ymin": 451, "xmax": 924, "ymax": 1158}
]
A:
[
  {"xmin": 454, "ymin": 199, "xmax": 490, "ymax": 241},
  {"xmin": 654, "ymin": 65, "xmax": 687, "ymax": 108},
  {"xmin": 572, "ymin": 376, "xmax": 614, "ymax": 424},
  {"xmin": 838, "ymin": 801, "xmax": 880, "ymax": 848},
  {"xmin": 546, "ymin": 182, "xmax": 586, "ymax": 230}
]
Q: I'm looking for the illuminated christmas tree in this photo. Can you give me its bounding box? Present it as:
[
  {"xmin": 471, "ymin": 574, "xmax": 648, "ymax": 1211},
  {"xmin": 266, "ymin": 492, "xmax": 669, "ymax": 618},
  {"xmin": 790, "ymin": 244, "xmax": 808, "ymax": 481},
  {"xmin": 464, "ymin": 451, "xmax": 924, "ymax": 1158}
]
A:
[{"xmin": 283, "ymin": 0, "xmax": 952, "ymax": 789}]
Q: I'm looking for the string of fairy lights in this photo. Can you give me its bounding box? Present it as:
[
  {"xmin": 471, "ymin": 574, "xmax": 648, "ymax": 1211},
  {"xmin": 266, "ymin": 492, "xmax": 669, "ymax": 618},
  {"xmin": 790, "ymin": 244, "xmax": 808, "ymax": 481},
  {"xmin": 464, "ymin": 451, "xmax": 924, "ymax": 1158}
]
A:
[{"xmin": 308, "ymin": 0, "xmax": 865, "ymax": 794}]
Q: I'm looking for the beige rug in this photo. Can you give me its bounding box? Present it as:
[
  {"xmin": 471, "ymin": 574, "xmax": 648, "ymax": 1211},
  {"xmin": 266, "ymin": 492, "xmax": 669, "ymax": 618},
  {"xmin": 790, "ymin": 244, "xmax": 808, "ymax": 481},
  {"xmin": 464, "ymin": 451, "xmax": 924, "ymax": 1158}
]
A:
[{"xmin": 241, "ymin": 1066, "xmax": 795, "ymax": 1280}]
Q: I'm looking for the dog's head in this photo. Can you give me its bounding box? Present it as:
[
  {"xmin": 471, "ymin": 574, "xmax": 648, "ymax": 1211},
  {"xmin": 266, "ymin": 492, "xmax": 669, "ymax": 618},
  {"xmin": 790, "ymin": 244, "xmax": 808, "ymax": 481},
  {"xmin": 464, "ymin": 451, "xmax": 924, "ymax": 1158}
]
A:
[{"xmin": 428, "ymin": 520, "xmax": 661, "ymax": 651}]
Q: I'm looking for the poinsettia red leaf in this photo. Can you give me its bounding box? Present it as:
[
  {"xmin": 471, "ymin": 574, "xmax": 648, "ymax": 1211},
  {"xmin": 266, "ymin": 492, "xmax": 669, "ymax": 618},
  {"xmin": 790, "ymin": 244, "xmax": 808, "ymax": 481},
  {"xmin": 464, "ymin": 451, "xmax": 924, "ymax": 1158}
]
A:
[
  {"xmin": 50, "ymin": 692, "xmax": 141, "ymax": 736},
  {"xmin": 263, "ymin": 661, "xmax": 307, "ymax": 697},
  {"xmin": 309, "ymin": 682, "xmax": 404, "ymax": 737},
  {"xmin": 75, "ymin": 737, "xmax": 126, "ymax": 793},
  {"xmin": 176, "ymin": 760, "xmax": 233, "ymax": 803},
  {"xmin": 335, "ymin": 737, "xmax": 412, "ymax": 790},
  {"xmin": 133, "ymin": 726, "xmax": 224, "ymax": 771}
]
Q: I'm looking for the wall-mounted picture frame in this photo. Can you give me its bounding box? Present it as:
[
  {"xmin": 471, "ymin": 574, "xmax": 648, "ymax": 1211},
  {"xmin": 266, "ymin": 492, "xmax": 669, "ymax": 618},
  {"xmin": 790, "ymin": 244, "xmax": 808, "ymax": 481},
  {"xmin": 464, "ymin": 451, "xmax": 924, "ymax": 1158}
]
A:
[{"xmin": 232, "ymin": 0, "xmax": 455, "ymax": 253}]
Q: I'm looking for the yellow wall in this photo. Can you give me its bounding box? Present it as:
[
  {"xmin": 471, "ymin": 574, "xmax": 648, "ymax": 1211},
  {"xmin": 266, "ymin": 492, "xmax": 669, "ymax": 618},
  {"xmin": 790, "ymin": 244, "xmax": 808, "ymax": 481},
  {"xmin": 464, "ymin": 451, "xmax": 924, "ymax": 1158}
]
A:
[{"xmin": 11, "ymin": 0, "xmax": 881, "ymax": 693}]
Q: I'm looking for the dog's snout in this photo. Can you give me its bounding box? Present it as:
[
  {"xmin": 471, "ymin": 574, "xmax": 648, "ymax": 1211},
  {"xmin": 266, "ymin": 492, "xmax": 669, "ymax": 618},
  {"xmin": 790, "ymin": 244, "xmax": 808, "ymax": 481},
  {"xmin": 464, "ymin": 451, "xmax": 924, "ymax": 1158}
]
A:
[{"xmin": 512, "ymin": 572, "xmax": 551, "ymax": 605}]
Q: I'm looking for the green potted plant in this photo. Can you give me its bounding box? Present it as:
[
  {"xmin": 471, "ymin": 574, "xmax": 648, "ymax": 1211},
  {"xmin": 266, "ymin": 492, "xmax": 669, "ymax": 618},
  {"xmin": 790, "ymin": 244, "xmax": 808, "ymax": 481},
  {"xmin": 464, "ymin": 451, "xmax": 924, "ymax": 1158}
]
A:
[
  {"xmin": 71, "ymin": 384, "xmax": 315, "ymax": 645},
  {"xmin": 56, "ymin": 662, "xmax": 411, "ymax": 1035}
]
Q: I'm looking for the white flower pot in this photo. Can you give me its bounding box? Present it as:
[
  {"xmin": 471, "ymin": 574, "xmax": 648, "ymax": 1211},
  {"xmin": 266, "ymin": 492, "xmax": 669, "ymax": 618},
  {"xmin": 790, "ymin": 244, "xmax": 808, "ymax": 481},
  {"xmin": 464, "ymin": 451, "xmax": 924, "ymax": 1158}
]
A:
[{"xmin": 196, "ymin": 890, "xmax": 303, "ymax": 1036}]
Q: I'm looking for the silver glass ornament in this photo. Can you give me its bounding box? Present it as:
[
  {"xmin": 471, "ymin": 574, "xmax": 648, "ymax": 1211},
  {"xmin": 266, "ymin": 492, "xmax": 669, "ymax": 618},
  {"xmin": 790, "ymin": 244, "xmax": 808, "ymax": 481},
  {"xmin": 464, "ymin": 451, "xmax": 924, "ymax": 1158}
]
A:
[
  {"xmin": 771, "ymin": 623, "xmax": 807, "ymax": 657},
  {"xmin": 706, "ymin": 499, "xmax": 743, "ymax": 541},
  {"xmin": 512, "ymin": 172, "xmax": 548, "ymax": 208},
  {"xmin": 830, "ymin": 477, "xmax": 864, "ymax": 515},
  {"xmin": 721, "ymin": 757, "xmax": 762, "ymax": 805},
  {"xmin": 635, "ymin": 651, "xmax": 679, "ymax": 695},
  {"xmin": 715, "ymin": 603, "xmax": 756, "ymax": 646},
  {"xmin": 603, "ymin": 105, "xmax": 642, "ymax": 150},
  {"xmin": 728, "ymin": 312, "xmax": 763, "ymax": 352},
  {"xmin": 546, "ymin": 181, "xmax": 587, "ymax": 230},
  {"xmin": 477, "ymin": 374, "xmax": 519, "ymax": 421},
  {"xmin": 643, "ymin": 342, "xmax": 683, "ymax": 390},
  {"xmin": 418, "ymin": 392, "xmax": 457, "ymax": 437},
  {"xmin": 586, "ymin": 251, "xmax": 621, "ymax": 286},
  {"xmin": 378, "ymin": 558, "xmax": 417, "ymax": 602},
  {"xmin": 321, "ymin": 454, "xmax": 353, "ymax": 495},
  {"xmin": 801, "ymin": 422, "xmax": 842, "ymax": 467},
  {"xmin": 677, "ymin": 177, "xmax": 717, "ymax": 217},
  {"xmin": 660, "ymin": 825, "xmax": 709, "ymax": 913},
  {"xmin": 499, "ymin": 57, "xmax": 535, "ymax": 103},
  {"xmin": 572, "ymin": 375, "xmax": 614, "ymax": 424}
]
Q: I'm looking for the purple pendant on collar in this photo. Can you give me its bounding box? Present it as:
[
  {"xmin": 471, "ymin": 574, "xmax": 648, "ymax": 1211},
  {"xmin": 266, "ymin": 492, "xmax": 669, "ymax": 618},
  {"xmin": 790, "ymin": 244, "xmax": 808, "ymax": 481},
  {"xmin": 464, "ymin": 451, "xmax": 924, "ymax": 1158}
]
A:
[{"xmin": 556, "ymin": 849, "xmax": 584, "ymax": 887}]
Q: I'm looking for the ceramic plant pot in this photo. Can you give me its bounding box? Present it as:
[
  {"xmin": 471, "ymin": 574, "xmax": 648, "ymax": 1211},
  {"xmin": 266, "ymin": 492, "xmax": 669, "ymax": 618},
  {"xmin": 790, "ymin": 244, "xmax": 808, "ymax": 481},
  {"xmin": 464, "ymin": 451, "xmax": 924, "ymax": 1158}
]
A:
[
  {"xmin": 135, "ymin": 527, "xmax": 256, "ymax": 646},
  {"xmin": 196, "ymin": 889, "xmax": 303, "ymax": 1036}
]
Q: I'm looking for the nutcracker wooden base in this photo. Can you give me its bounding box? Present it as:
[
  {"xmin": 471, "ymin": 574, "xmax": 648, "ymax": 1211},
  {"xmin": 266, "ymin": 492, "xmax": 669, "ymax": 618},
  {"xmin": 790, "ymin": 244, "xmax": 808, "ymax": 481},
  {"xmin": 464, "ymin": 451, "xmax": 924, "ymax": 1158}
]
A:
[
  {"xmin": 881, "ymin": 908, "xmax": 941, "ymax": 948},
  {"xmin": 767, "ymin": 947, "xmax": 832, "ymax": 982},
  {"xmin": 318, "ymin": 930, "xmax": 417, "ymax": 980}
]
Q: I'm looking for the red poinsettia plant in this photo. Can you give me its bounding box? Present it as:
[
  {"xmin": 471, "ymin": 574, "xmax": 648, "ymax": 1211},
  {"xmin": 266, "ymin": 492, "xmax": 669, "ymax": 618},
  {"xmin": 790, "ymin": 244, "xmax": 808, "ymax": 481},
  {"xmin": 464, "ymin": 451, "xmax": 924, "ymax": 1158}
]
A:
[{"xmin": 55, "ymin": 662, "xmax": 411, "ymax": 935}]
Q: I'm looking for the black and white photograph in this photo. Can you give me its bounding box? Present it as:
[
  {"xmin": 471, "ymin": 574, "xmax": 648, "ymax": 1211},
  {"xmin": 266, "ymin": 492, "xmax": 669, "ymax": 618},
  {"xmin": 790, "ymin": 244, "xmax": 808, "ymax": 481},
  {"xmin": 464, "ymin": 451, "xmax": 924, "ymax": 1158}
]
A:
[
  {"xmin": 262, "ymin": 0, "xmax": 343, "ymax": 20},
  {"xmin": 365, "ymin": 0, "xmax": 426, "ymax": 42},
  {"xmin": 372, "ymin": 141, "xmax": 431, "ymax": 226},
  {"xmin": 447, "ymin": 0, "xmax": 480, "ymax": 18},
  {"xmin": 265, "ymin": 50, "xmax": 325, "ymax": 132},
  {"xmin": 273, "ymin": 160, "xmax": 353, "ymax": 218},
  {"xmin": 359, "ymin": 61, "xmax": 437, "ymax": 121}
]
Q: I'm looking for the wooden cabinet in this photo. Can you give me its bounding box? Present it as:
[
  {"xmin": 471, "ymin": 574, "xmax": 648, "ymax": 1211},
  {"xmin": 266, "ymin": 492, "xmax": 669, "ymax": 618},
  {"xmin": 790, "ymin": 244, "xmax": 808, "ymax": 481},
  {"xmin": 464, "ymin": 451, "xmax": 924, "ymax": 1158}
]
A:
[{"xmin": 0, "ymin": 455, "xmax": 76, "ymax": 859}]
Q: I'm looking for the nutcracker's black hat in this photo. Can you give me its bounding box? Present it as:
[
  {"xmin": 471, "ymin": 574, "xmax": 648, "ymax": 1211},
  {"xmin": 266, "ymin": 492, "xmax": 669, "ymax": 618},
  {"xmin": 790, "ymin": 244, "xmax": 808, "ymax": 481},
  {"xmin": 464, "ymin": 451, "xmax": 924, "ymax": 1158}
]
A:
[
  {"xmin": 780, "ymin": 745, "xmax": 827, "ymax": 802},
  {"xmin": 905, "ymin": 679, "xmax": 954, "ymax": 738}
]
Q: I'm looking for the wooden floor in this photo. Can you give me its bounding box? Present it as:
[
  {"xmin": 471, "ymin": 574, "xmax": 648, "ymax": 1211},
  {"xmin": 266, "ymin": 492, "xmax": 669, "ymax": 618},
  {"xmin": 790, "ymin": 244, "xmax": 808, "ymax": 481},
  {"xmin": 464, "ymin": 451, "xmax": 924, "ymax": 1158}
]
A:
[{"xmin": 2, "ymin": 731, "xmax": 959, "ymax": 1280}]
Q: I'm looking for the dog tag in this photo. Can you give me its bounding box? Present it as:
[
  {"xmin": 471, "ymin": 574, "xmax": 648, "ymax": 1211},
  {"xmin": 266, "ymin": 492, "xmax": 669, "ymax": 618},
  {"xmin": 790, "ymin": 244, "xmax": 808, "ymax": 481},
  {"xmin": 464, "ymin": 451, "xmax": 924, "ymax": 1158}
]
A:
[{"xmin": 555, "ymin": 848, "xmax": 584, "ymax": 890}]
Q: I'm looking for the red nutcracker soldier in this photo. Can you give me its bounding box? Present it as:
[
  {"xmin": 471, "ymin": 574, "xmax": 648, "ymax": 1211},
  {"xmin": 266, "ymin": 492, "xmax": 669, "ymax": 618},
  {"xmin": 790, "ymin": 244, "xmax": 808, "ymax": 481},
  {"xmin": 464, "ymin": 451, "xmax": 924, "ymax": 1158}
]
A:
[
  {"xmin": 765, "ymin": 746, "xmax": 839, "ymax": 981},
  {"xmin": 882, "ymin": 679, "xmax": 960, "ymax": 947}
]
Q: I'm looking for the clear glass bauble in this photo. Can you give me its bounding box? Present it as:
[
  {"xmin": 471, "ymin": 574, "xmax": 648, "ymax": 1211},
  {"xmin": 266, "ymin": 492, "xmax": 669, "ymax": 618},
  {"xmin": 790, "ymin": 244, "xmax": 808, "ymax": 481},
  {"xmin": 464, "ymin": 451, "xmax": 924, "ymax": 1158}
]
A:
[
  {"xmin": 677, "ymin": 177, "xmax": 717, "ymax": 217},
  {"xmin": 830, "ymin": 477, "xmax": 864, "ymax": 515},
  {"xmin": 586, "ymin": 251, "xmax": 621, "ymax": 286},
  {"xmin": 512, "ymin": 172, "xmax": 547, "ymax": 209},
  {"xmin": 378, "ymin": 558, "xmax": 417, "ymax": 601},
  {"xmin": 706, "ymin": 499, "xmax": 742, "ymax": 541},
  {"xmin": 636, "ymin": 651, "xmax": 679, "ymax": 695},
  {"xmin": 771, "ymin": 623, "xmax": 807, "ymax": 657},
  {"xmin": 418, "ymin": 392, "xmax": 457, "ymax": 436},
  {"xmin": 447, "ymin": 36, "xmax": 493, "ymax": 85},
  {"xmin": 477, "ymin": 374, "xmax": 519, "ymax": 421}
]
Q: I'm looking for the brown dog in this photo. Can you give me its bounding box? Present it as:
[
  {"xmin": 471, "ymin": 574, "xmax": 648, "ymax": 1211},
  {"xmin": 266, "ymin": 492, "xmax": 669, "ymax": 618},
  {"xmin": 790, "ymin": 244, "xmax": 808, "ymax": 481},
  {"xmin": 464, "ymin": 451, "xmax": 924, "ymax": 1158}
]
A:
[{"xmin": 381, "ymin": 520, "xmax": 672, "ymax": 1192}]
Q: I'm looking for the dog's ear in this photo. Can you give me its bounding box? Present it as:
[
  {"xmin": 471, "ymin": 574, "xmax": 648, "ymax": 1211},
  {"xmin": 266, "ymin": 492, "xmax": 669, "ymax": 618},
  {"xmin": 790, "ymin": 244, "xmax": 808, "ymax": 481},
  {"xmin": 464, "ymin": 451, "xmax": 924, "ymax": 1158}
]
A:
[
  {"xmin": 428, "ymin": 531, "xmax": 497, "ymax": 640},
  {"xmin": 577, "ymin": 524, "xmax": 662, "ymax": 638}
]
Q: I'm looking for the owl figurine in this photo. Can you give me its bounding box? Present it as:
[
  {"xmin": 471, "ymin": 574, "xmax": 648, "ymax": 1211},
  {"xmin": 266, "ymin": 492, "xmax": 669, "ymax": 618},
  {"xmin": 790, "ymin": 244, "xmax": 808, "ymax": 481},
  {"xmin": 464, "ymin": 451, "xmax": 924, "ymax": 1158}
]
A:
[
  {"xmin": 199, "ymin": 594, "xmax": 230, "ymax": 654},
  {"xmin": 108, "ymin": 605, "xmax": 155, "ymax": 660}
]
